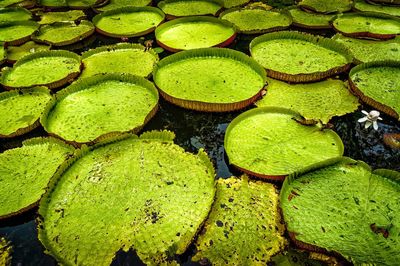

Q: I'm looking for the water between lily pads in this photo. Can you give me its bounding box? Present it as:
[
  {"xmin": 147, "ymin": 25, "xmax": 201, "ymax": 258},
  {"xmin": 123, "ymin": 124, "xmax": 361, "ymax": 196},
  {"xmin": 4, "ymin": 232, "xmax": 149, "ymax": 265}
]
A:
[{"xmin": 0, "ymin": 9, "xmax": 400, "ymax": 266}]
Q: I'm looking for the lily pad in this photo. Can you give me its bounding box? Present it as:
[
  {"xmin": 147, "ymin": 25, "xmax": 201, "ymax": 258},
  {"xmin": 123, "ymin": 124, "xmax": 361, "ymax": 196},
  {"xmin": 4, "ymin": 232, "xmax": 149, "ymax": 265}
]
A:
[
  {"xmin": 95, "ymin": 0, "xmax": 152, "ymax": 12},
  {"xmin": 0, "ymin": 7, "xmax": 31, "ymax": 22},
  {"xmin": 153, "ymin": 48, "xmax": 266, "ymax": 112},
  {"xmin": 219, "ymin": 7, "xmax": 292, "ymax": 34},
  {"xmin": 333, "ymin": 34, "xmax": 400, "ymax": 63},
  {"xmin": 0, "ymin": 20, "xmax": 39, "ymax": 45},
  {"xmin": 349, "ymin": 61, "xmax": 400, "ymax": 120},
  {"xmin": 0, "ymin": 42, "xmax": 6, "ymax": 64},
  {"xmin": 0, "ymin": 50, "xmax": 82, "ymax": 90},
  {"xmin": 288, "ymin": 7, "xmax": 335, "ymax": 29},
  {"xmin": 298, "ymin": 0, "xmax": 353, "ymax": 13},
  {"xmin": 6, "ymin": 41, "xmax": 50, "ymax": 63},
  {"xmin": 280, "ymin": 158, "xmax": 400, "ymax": 265},
  {"xmin": 0, "ymin": 87, "xmax": 53, "ymax": 138},
  {"xmin": 369, "ymin": 0, "xmax": 400, "ymax": 4},
  {"xmin": 332, "ymin": 12, "xmax": 400, "ymax": 39},
  {"xmin": 33, "ymin": 21, "xmax": 95, "ymax": 46},
  {"xmin": 81, "ymin": 43, "xmax": 158, "ymax": 79},
  {"xmin": 221, "ymin": 0, "xmax": 250, "ymax": 8},
  {"xmin": 37, "ymin": 10, "xmax": 86, "ymax": 24},
  {"xmin": 92, "ymin": 6, "xmax": 165, "ymax": 38},
  {"xmin": 224, "ymin": 107, "xmax": 344, "ymax": 180},
  {"xmin": 39, "ymin": 0, "xmax": 68, "ymax": 8},
  {"xmin": 0, "ymin": 237, "xmax": 12, "ymax": 266},
  {"xmin": 0, "ymin": 0, "xmax": 30, "ymax": 7},
  {"xmin": 68, "ymin": 0, "xmax": 105, "ymax": 9},
  {"xmin": 158, "ymin": 0, "xmax": 222, "ymax": 19},
  {"xmin": 38, "ymin": 131, "xmax": 216, "ymax": 265},
  {"xmin": 193, "ymin": 175, "xmax": 286, "ymax": 265},
  {"xmin": 155, "ymin": 16, "xmax": 236, "ymax": 51},
  {"xmin": 256, "ymin": 78, "xmax": 359, "ymax": 124},
  {"xmin": 41, "ymin": 74, "xmax": 159, "ymax": 144},
  {"xmin": 0, "ymin": 137, "xmax": 74, "ymax": 220},
  {"xmin": 354, "ymin": 0, "xmax": 400, "ymax": 17},
  {"xmin": 250, "ymin": 31, "xmax": 352, "ymax": 83}
]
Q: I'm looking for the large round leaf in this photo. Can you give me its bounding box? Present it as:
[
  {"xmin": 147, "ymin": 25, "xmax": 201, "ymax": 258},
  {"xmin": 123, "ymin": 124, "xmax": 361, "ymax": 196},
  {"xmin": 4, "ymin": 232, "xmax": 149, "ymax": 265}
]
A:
[
  {"xmin": 6, "ymin": 41, "xmax": 50, "ymax": 63},
  {"xmin": 298, "ymin": 0, "xmax": 353, "ymax": 13},
  {"xmin": 38, "ymin": 131, "xmax": 216, "ymax": 265},
  {"xmin": 288, "ymin": 7, "xmax": 335, "ymax": 29},
  {"xmin": 95, "ymin": 0, "xmax": 151, "ymax": 12},
  {"xmin": 0, "ymin": 21, "xmax": 39, "ymax": 45},
  {"xmin": 37, "ymin": 10, "xmax": 86, "ymax": 24},
  {"xmin": 153, "ymin": 48, "xmax": 266, "ymax": 112},
  {"xmin": 193, "ymin": 175, "xmax": 286, "ymax": 265},
  {"xmin": 41, "ymin": 74, "xmax": 159, "ymax": 144},
  {"xmin": 0, "ymin": 138, "xmax": 74, "ymax": 220},
  {"xmin": 0, "ymin": 7, "xmax": 31, "ymax": 22},
  {"xmin": 157, "ymin": 0, "xmax": 222, "ymax": 19},
  {"xmin": 280, "ymin": 158, "xmax": 400, "ymax": 265},
  {"xmin": 224, "ymin": 107, "xmax": 344, "ymax": 180},
  {"xmin": 354, "ymin": 0, "xmax": 400, "ymax": 17}
]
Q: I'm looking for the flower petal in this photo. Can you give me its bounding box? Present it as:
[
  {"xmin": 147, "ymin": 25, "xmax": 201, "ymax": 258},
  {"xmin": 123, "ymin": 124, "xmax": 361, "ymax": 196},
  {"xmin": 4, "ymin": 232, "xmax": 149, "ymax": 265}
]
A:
[
  {"xmin": 373, "ymin": 121, "xmax": 379, "ymax": 130},
  {"xmin": 378, "ymin": 117, "xmax": 383, "ymax": 120},
  {"xmin": 362, "ymin": 110, "xmax": 369, "ymax": 115},
  {"xmin": 358, "ymin": 117, "xmax": 368, "ymax": 123},
  {"xmin": 365, "ymin": 121, "xmax": 372, "ymax": 129}
]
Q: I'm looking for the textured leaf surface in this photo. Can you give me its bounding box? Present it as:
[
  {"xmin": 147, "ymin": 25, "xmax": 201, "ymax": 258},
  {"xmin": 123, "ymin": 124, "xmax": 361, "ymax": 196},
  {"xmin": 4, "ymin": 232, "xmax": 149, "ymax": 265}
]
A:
[
  {"xmin": 0, "ymin": 237, "xmax": 12, "ymax": 266},
  {"xmin": 0, "ymin": 138, "xmax": 74, "ymax": 219},
  {"xmin": 38, "ymin": 10, "xmax": 86, "ymax": 24},
  {"xmin": 38, "ymin": 132, "xmax": 215, "ymax": 265},
  {"xmin": 6, "ymin": 41, "xmax": 50, "ymax": 62},
  {"xmin": 193, "ymin": 175, "xmax": 286, "ymax": 265},
  {"xmin": 224, "ymin": 107, "xmax": 343, "ymax": 177},
  {"xmin": 298, "ymin": 0, "xmax": 353, "ymax": 13},
  {"xmin": 0, "ymin": 21, "xmax": 39, "ymax": 43},
  {"xmin": 281, "ymin": 159, "xmax": 400, "ymax": 265},
  {"xmin": 333, "ymin": 13, "xmax": 400, "ymax": 35},
  {"xmin": 256, "ymin": 78, "xmax": 359, "ymax": 124},
  {"xmin": 221, "ymin": 0, "xmax": 249, "ymax": 8},
  {"xmin": 0, "ymin": 7, "xmax": 31, "ymax": 22},
  {"xmin": 354, "ymin": 0, "xmax": 400, "ymax": 17},
  {"xmin": 96, "ymin": 0, "xmax": 151, "ymax": 12},
  {"xmin": 158, "ymin": 0, "xmax": 222, "ymax": 17},
  {"xmin": 289, "ymin": 8, "xmax": 334, "ymax": 28}
]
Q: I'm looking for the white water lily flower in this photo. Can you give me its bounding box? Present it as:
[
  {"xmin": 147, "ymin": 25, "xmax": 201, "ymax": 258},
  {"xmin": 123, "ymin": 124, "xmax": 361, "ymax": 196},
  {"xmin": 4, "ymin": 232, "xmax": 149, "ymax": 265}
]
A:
[{"xmin": 358, "ymin": 110, "xmax": 383, "ymax": 130}]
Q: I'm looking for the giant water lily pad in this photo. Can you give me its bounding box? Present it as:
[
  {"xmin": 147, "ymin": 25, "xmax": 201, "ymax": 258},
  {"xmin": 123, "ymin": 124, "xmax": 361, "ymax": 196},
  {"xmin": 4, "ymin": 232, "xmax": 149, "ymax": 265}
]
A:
[
  {"xmin": 298, "ymin": 0, "xmax": 353, "ymax": 13},
  {"xmin": 6, "ymin": 41, "xmax": 50, "ymax": 63},
  {"xmin": 0, "ymin": 0, "xmax": 32, "ymax": 7},
  {"xmin": 0, "ymin": 87, "xmax": 53, "ymax": 138},
  {"xmin": 333, "ymin": 34, "xmax": 400, "ymax": 63},
  {"xmin": 95, "ymin": 0, "xmax": 152, "ymax": 12},
  {"xmin": 38, "ymin": 131, "xmax": 215, "ymax": 265},
  {"xmin": 39, "ymin": 0, "xmax": 67, "ymax": 8},
  {"xmin": 369, "ymin": 0, "xmax": 400, "ymax": 4},
  {"xmin": 68, "ymin": 0, "xmax": 105, "ymax": 9},
  {"xmin": 92, "ymin": 6, "xmax": 164, "ymax": 38},
  {"xmin": 41, "ymin": 74, "xmax": 159, "ymax": 144},
  {"xmin": 281, "ymin": 158, "xmax": 400, "ymax": 265},
  {"xmin": 158, "ymin": 0, "xmax": 222, "ymax": 19},
  {"xmin": 0, "ymin": 21, "xmax": 39, "ymax": 45},
  {"xmin": 153, "ymin": 48, "xmax": 266, "ymax": 112},
  {"xmin": 221, "ymin": 0, "xmax": 249, "ymax": 8},
  {"xmin": 37, "ymin": 10, "xmax": 86, "ymax": 24},
  {"xmin": 193, "ymin": 175, "xmax": 286, "ymax": 265},
  {"xmin": 0, "ymin": 137, "xmax": 74, "ymax": 219},
  {"xmin": 219, "ymin": 7, "xmax": 291, "ymax": 34},
  {"xmin": 349, "ymin": 61, "xmax": 400, "ymax": 120},
  {"xmin": 33, "ymin": 21, "xmax": 95, "ymax": 46},
  {"xmin": 0, "ymin": 7, "xmax": 31, "ymax": 22},
  {"xmin": 354, "ymin": 0, "xmax": 400, "ymax": 17},
  {"xmin": 256, "ymin": 78, "xmax": 359, "ymax": 124},
  {"xmin": 250, "ymin": 31, "xmax": 352, "ymax": 83},
  {"xmin": 81, "ymin": 43, "xmax": 158, "ymax": 79},
  {"xmin": 0, "ymin": 50, "xmax": 81, "ymax": 90},
  {"xmin": 155, "ymin": 16, "xmax": 236, "ymax": 51},
  {"xmin": 224, "ymin": 107, "xmax": 344, "ymax": 180},
  {"xmin": 332, "ymin": 12, "xmax": 400, "ymax": 39},
  {"xmin": 288, "ymin": 7, "xmax": 335, "ymax": 29}
]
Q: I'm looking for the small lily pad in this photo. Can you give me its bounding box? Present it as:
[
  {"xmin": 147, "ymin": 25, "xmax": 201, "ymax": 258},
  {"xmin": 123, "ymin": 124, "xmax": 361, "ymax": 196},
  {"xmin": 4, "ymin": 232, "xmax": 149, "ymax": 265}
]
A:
[
  {"xmin": 158, "ymin": 0, "xmax": 223, "ymax": 19},
  {"xmin": 298, "ymin": 0, "xmax": 353, "ymax": 13},
  {"xmin": 95, "ymin": 0, "xmax": 152, "ymax": 12},
  {"xmin": 38, "ymin": 0, "xmax": 68, "ymax": 8},
  {"xmin": 67, "ymin": 0, "xmax": 105, "ymax": 9},
  {"xmin": 0, "ymin": 20, "xmax": 39, "ymax": 45},
  {"xmin": 193, "ymin": 175, "xmax": 286, "ymax": 265},
  {"xmin": 256, "ymin": 78, "xmax": 359, "ymax": 124},
  {"xmin": 37, "ymin": 10, "xmax": 86, "ymax": 24},
  {"xmin": 92, "ymin": 6, "xmax": 165, "ymax": 38},
  {"xmin": 6, "ymin": 41, "xmax": 50, "ymax": 63},
  {"xmin": 221, "ymin": 0, "xmax": 250, "ymax": 8},
  {"xmin": 288, "ymin": 7, "xmax": 335, "ymax": 29},
  {"xmin": 0, "ymin": 7, "xmax": 31, "ymax": 22},
  {"xmin": 0, "ymin": 42, "xmax": 6, "ymax": 64},
  {"xmin": 0, "ymin": 87, "xmax": 53, "ymax": 138},
  {"xmin": 354, "ymin": 0, "xmax": 400, "ymax": 17},
  {"xmin": 224, "ymin": 107, "xmax": 344, "ymax": 180},
  {"xmin": 41, "ymin": 74, "xmax": 159, "ymax": 144},
  {"xmin": 0, "ymin": 137, "xmax": 74, "ymax": 219}
]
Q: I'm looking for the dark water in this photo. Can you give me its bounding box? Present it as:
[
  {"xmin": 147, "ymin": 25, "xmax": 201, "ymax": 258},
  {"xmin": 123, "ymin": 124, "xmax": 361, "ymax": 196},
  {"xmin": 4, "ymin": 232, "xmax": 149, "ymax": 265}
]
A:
[{"xmin": 1, "ymin": 2, "xmax": 400, "ymax": 265}]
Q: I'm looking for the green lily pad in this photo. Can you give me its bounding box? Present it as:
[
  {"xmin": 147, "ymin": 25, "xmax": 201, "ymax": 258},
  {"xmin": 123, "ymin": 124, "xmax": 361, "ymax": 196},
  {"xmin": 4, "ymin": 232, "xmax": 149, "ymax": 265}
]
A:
[
  {"xmin": 219, "ymin": 7, "xmax": 292, "ymax": 34},
  {"xmin": 354, "ymin": 0, "xmax": 400, "ymax": 17},
  {"xmin": 81, "ymin": 43, "xmax": 158, "ymax": 79},
  {"xmin": 158, "ymin": 0, "xmax": 222, "ymax": 19},
  {"xmin": 0, "ymin": 0, "xmax": 28, "ymax": 7},
  {"xmin": 221, "ymin": 0, "xmax": 249, "ymax": 8},
  {"xmin": 0, "ymin": 20, "xmax": 39, "ymax": 45},
  {"xmin": 95, "ymin": 0, "xmax": 152, "ymax": 12},
  {"xmin": 0, "ymin": 7, "xmax": 31, "ymax": 22},
  {"xmin": 256, "ymin": 78, "xmax": 359, "ymax": 124},
  {"xmin": 68, "ymin": 0, "xmax": 104, "ymax": 9},
  {"xmin": 250, "ymin": 31, "xmax": 352, "ymax": 83},
  {"xmin": 333, "ymin": 34, "xmax": 400, "ymax": 63},
  {"xmin": 369, "ymin": 0, "xmax": 400, "ymax": 4},
  {"xmin": 0, "ymin": 137, "xmax": 74, "ymax": 220},
  {"xmin": 280, "ymin": 158, "xmax": 400, "ymax": 265},
  {"xmin": 288, "ymin": 7, "xmax": 335, "ymax": 29},
  {"xmin": 0, "ymin": 50, "xmax": 82, "ymax": 90},
  {"xmin": 38, "ymin": 131, "xmax": 216, "ymax": 265},
  {"xmin": 33, "ymin": 21, "xmax": 95, "ymax": 46},
  {"xmin": 349, "ymin": 61, "xmax": 400, "ymax": 120},
  {"xmin": 332, "ymin": 12, "xmax": 400, "ymax": 39},
  {"xmin": 153, "ymin": 48, "xmax": 266, "ymax": 112},
  {"xmin": 41, "ymin": 74, "xmax": 159, "ymax": 144},
  {"xmin": 224, "ymin": 107, "xmax": 344, "ymax": 180},
  {"xmin": 92, "ymin": 6, "xmax": 165, "ymax": 38},
  {"xmin": 0, "ymin": 87, "xmax": 53, "ymax": 138},
  {"xmin": 155, "ymin": 16, "xmax": 236, "ymax": 51},
  {"xmin": 193, "ymin": 175, "xmax": 286, "ymax": 265},
  {"xmin": 6, "ymin": 41, "xmax": 50, "ymax": 63},
  {"xmin": 0, "ymin": 42, "xmax": 6, "ymax": 64},
  {"xmin": 0, "ymin": 237, "xmax": 12, "ymax": 266},
  {"xmin": 37, "ymin": 10, "xmax": 86, "ymax": 24},
  {"xmin": 38, "ymin": 0, "xmax": 68, "ymax": 8},
  {"xmin": 298, "ymin": 0, "xmax": 353, "ymax": 13}
]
